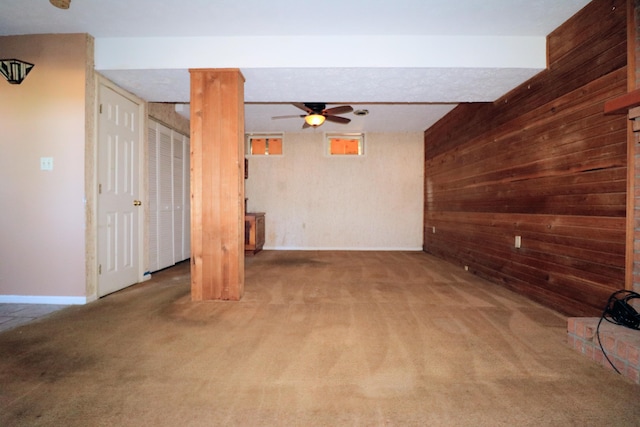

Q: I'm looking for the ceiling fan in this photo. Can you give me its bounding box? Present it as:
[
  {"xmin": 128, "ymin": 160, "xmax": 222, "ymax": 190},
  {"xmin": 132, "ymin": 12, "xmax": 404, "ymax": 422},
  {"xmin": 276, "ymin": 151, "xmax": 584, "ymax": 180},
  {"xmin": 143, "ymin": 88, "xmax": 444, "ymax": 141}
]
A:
[
  {"xmin": 50, "ymin": 0, "xmax": 71, "ymax": 9},
  {"xmin": 272, "ymin": 103, "xmax": 353, "ymax": 128}
]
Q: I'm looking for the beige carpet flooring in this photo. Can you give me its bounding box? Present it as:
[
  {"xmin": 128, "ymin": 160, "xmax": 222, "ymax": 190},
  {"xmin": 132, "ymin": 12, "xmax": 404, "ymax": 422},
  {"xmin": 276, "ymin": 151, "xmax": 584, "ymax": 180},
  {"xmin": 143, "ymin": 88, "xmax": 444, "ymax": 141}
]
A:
[{"xmin": 0, "ymin": 251, "xmax": 638, "ymax": 426}]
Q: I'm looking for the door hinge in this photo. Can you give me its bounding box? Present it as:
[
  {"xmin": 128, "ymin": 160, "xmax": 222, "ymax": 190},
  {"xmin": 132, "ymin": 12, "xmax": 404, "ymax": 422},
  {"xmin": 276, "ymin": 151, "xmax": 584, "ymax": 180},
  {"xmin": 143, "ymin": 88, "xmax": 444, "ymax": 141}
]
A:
[
  {"xmin": 99, "ymin": 104, "xmax": 102, "ymax": 114},
  {"xmin": 98, "ymin": 183, "xmax": 102, "ymax": 194},
  {"xmin": 98, "ymin": 264, "xmax": 102, "ymax": 275}
]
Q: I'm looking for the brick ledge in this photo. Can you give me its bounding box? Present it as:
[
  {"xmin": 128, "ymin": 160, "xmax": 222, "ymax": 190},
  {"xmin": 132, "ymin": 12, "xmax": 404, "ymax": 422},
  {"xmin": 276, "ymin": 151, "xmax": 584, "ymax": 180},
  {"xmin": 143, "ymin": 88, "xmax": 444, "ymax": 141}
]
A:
[{"xmin": 567, "ymin": 317, "xmax": 640, "ymax": 384}]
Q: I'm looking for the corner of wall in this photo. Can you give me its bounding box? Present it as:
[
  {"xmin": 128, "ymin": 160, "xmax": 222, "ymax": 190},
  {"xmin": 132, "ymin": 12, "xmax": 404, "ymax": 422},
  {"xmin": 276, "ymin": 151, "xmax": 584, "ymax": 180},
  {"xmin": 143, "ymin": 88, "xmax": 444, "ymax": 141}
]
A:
[{"xmin": 85, "ymin": 34, "xmax": 98, "ymax": 300}]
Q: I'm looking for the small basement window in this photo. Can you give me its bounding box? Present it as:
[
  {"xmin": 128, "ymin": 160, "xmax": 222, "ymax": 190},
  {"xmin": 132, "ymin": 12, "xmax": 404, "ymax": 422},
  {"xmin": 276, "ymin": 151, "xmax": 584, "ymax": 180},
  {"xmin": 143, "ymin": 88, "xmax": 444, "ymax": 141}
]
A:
[
  {"xmin": 247, "ymin": 133, "xmax": 283, "ymax": 155},
  {"xmin": 326, "ymin": 133, "xmax": 364, "ymax": 156}
]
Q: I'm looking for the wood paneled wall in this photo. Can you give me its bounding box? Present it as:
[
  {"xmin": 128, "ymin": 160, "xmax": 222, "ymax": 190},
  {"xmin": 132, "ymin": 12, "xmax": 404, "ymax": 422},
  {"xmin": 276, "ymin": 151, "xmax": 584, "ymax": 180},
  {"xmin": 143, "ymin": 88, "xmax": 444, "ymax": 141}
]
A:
[{"xmin": 423, "ymin": 0, "xmax": 628, "ymax": 316}]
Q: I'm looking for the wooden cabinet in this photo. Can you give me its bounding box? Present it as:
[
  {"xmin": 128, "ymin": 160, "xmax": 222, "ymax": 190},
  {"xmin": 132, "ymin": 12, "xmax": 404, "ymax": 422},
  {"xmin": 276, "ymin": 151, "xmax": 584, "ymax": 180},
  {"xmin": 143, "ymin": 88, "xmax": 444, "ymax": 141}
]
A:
[{"xmin": 245, "ymin": 212, "xmax": 265, "ymax": 255}]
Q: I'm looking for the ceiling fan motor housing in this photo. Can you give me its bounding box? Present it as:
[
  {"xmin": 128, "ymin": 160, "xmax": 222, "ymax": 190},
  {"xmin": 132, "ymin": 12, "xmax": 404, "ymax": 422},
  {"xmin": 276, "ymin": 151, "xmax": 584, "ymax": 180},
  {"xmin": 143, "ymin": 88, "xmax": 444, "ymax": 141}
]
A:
[{"xmin": 305, "ymin": 103, "xmax": 326, "ymax": 113}]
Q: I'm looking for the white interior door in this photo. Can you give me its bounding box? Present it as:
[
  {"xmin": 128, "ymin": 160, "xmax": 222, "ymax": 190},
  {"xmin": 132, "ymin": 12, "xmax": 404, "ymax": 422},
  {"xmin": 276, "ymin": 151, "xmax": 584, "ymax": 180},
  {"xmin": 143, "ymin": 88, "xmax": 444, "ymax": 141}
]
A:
[{"xmin": 97, "ymin": 84, "xmax": 142, "ymax": 297}]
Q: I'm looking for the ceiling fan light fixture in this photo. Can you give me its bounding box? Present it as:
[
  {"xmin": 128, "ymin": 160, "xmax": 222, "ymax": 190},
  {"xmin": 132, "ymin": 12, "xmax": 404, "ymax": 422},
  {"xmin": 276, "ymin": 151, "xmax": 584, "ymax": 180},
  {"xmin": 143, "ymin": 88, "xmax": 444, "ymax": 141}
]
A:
[
  {"xmin": 305, "ymin": 114, "xmax": 325, "ymax": 127},
  {"xmin": 50, "ymin": 0, "xmax": 71, "ymax": 9}
]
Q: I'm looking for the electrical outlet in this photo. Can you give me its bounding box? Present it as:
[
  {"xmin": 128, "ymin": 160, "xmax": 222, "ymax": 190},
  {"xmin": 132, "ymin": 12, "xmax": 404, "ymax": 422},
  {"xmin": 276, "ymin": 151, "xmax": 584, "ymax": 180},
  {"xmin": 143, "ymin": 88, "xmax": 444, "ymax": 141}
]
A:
[
  {"xmin": 515, "ymin": 235, "xmax": 522, "ymax": 248},
  {"xmin": 40, "ymin": 157, "xmax": 53, "ymax": 171}
]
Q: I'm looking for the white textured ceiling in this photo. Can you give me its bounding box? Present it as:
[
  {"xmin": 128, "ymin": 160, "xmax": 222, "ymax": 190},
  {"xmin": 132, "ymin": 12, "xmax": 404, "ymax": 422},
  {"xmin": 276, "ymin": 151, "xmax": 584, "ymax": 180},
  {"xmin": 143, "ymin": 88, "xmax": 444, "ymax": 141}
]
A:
[{"xmin": 0, "ymin": 0, "xmax": 592, "ymax": 132}]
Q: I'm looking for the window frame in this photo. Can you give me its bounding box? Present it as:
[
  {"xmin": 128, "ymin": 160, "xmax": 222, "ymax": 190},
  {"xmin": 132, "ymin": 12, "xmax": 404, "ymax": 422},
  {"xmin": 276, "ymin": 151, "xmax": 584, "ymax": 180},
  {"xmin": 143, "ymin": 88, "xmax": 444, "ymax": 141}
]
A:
[
  {"xmin": 246, "ymin": 133, "xmax": 284, "ymax": 156},
  {"xmin": 325, "ymin": 132, "xmax": 366, "ymax": 156}
]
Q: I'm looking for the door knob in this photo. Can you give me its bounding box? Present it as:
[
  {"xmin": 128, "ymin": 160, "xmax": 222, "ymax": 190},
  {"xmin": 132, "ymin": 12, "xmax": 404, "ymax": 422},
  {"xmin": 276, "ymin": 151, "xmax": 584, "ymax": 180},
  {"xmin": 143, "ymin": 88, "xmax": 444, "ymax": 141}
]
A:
[{"xmin": 133, "ymin": 200, "xmax": 142, "ymax": 206}]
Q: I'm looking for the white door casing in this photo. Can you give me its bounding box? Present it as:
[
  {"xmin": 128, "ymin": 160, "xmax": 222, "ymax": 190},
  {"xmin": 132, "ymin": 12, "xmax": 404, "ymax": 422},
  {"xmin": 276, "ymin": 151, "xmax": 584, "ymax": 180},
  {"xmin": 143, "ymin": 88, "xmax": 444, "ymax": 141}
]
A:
[{"xmin": 97, "ymin": 84, "xmax": 144, "ymax": 297}]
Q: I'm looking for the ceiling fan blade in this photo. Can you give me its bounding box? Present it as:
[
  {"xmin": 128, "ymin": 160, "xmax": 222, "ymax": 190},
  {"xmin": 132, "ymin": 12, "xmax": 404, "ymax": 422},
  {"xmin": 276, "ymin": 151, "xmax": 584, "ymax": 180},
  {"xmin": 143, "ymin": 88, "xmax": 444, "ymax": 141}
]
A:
[
  {"xmin": 323, "ymin": 105, "xmax": 353, "ymax": 115},
  {"xmin": 272, "ymin": 115, "xmax": 305, "ymax": 120},
  {"xmin": 325, "ymin": 115, "xmax": 351, "ymax": 124},
  {"xmin": 292, "ymin": 103, "xmax": 313, "ymax": 114},
  {"xmin": 302, "ymin": 121, "xmax": 311, "ymax": 129}
]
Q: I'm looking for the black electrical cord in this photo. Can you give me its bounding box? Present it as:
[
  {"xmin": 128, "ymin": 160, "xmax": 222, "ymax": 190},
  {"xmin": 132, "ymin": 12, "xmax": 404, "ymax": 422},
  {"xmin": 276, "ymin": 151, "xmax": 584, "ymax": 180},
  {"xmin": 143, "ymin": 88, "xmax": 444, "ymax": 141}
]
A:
[
  {"xmin": 596, "ymin": 314, "xmax": 621, "ymax": 374},
  {"xmin": 595, "ymin": 290, "xmax": 640, "ymax": 375}
]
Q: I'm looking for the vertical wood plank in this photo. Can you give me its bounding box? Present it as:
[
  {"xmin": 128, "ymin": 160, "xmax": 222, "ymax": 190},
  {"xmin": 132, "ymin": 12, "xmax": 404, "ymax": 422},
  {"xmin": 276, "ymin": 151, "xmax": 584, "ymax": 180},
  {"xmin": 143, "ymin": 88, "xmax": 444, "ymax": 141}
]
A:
[
  {"xmin": 190, "ymin": 69, "xmax": 245, "ymax": 301},
  {"xmin": 625, "ymin": 0, "xmax": 636, "ymax": 291}
]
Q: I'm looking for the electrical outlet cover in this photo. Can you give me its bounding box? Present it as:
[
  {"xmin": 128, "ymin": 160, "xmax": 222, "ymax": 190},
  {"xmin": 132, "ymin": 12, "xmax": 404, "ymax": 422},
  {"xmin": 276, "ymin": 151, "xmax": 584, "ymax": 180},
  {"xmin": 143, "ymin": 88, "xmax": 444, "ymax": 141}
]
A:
[{"xmin": 40, "ymin": 157, "xmax": 53, "ymax": 171}]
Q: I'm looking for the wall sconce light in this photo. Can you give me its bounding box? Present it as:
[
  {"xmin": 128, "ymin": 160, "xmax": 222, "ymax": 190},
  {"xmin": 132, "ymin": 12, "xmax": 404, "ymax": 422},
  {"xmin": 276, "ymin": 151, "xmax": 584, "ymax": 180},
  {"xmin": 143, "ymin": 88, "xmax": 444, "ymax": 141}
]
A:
[
  {"xmin": 50, "ymin": 0, "xmax": 71, "ymax": 9},
  {"xmin": 305, "ymin": 114, "xmax": 326, "ymax": 127},
  {"xmin": 0, "ymin": 59, "xmax": 35, "ymax": 85}
]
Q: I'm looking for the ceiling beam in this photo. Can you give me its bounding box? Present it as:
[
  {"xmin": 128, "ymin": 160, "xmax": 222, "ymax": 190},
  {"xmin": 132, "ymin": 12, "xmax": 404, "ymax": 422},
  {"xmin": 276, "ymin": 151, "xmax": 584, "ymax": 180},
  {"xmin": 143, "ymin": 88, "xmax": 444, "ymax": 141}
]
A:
[{"xmin": 95, "ymin": 35, "xmax": 546, "ymax": 70}]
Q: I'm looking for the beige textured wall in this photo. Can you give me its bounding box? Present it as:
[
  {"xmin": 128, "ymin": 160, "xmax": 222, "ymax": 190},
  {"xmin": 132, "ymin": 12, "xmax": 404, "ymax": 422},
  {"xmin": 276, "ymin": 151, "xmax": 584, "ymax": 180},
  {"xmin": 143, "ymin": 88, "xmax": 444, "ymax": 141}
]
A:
[
  {"xmin": 84, "ymin": 37, "xmax": 97, "ymax": 300},
  {"xmin": 0, "ymin": 34, "xmax": 90, "ymax": 300},
  {"xmin": 148, "ymin": 103, "xmax": 190, "ymax": 136},
  {"xmin": 245, "ymin": 132, "xmax": 424, "ymax": 250}
]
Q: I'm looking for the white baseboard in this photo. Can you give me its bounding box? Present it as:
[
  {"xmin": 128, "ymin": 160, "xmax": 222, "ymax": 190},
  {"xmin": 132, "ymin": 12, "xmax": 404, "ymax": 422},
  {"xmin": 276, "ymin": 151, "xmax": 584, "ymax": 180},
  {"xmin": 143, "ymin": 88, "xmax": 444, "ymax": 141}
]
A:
[{"xmin": 0, "ymin": 295, "xmax": 89, "ymax": 305}]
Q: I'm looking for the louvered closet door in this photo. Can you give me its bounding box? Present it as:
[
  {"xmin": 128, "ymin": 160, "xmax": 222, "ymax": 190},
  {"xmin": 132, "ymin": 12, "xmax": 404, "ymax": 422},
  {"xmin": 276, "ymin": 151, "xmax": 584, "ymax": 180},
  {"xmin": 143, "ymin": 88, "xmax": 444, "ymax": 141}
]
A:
[
  {"xmin": 148, "ymin": 119, "xmax": 190, "ymax": 273},
  {"xmin": 172, "ymin": 133, "xmax": 191, "ymax": 263},
  {"xmin": 148, "ymin": 120, "xmax": 175, "ymax": 272},
  {"xmin": 183, "ymin": 137, "xmax": 191, "ymax": 259},
  {"xmin": 173, "ymin": 133, "xmax": 184, "ymax": 263},
  {"xmin": 157, "ymin": 124, "xmax": 175, "ymax": 270},
  {"xmin": 148, "ymin": 124, "xmax": 159, "ymax": 272}
]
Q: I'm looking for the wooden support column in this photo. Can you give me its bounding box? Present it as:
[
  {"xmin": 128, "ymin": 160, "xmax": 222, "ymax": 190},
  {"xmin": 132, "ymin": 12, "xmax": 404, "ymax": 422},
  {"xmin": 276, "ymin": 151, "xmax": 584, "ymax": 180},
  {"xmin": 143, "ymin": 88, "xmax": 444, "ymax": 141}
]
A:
[{"xmin": 190, "ymin": 69, "xmax": 245, "ymax": 300}]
